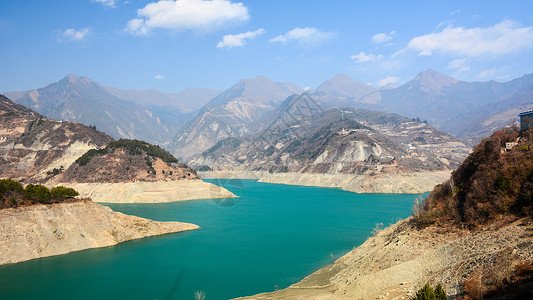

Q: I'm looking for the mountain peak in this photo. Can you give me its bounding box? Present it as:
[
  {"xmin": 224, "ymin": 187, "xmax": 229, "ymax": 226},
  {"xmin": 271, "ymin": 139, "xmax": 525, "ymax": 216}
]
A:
[
  {"xmin": 412, "ymin": 69, "xmax": 459, "ymax": 93},
  {"xmin": 316, "ymin": 73, "xmax": 375, "ymax": 99},
  {"xmin": 60, "ymin": 74, "xmax": 97, "ymax": 87}
]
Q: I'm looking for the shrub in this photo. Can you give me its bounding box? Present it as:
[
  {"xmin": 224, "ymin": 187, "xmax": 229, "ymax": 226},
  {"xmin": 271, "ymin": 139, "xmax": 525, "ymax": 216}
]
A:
[
  {"xmin": 51, "ymin": 186, "xmax": 79, "ymax": 201},
  {"xmin": 24, "ymin": 184, "xmax": 51, "ymax": 204},
  {"xmin": 0, "ymin": 178, "xmax": 24, "ymax": 196},
  {"xmin": 412, "ymin": 282, "xmax": 447, "ymax": 300}
]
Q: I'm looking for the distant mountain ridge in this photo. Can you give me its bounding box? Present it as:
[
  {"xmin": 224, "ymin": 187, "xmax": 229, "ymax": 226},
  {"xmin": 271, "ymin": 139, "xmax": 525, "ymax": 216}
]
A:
[
  {"xmin": 169, "ymin": 76, "xmax": 302, "ymax": 159},
  {"xmin": 11, "ymin": 74, "xmax": 179, "ymax": 145},
  {"xmin": 191, "ymin": 101, "xmax": 470, "ymax": 175},
  {"xmin": 7, "ymin": 70, "xmax": 532, "ymax": 155}
]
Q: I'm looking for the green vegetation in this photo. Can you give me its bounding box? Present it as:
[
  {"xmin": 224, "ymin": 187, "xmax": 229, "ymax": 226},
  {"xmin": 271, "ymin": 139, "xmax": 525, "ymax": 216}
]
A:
[
  {"xmin": 413, "ymin": 128, "xmax": 533, "ymax": 229},
  {"xmin": 412, "ymin": 283, "xmax": 447, "ymax": 300},
  {"xmin": 75, "ymin": 139, "xmax": 179, "ymax": 166},
  {"xmin": 0, "ymin": 179, "xmax": 79, "ymax": 209}
]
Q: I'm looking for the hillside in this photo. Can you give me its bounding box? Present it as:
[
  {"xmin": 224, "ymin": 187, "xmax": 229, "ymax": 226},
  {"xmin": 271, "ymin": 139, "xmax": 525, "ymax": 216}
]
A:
[
  {"xmin": 192, "ymin": 104, "xmax": 469, "ymax": 175},
  {"xmin": 0, "ymin": 94, "xmax": 114, "ymax": 183},
  {"xmin": 56, "ymin": 139, "xmax": 198, "ymax": 183},
  {"xmin": 242, "ymin": 127, "xmax": 533, "ymax": 299},
  {"xmin": 365, "ymin": 70, "xmax": 533, "ymax": 144},
  {"xmin": 414, "ymin": 127, "xmax": 532, "ymax": 229},
  {"xmin": 10, "ymin": 74, "xmax": 179, "ymax": 145},
  {"xmin": 169, "ymin": 76, "xmax": 302, "ymax": 159}
]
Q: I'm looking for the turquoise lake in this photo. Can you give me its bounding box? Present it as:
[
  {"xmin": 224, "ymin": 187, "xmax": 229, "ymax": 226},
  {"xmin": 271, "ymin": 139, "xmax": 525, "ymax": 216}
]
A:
[{"xmin": 0, "ymin": 179, "xmax": 418, "ymax": 299}]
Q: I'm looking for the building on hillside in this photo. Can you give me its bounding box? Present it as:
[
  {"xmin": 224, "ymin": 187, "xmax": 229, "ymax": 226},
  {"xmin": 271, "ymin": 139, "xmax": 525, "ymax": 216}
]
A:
[{"xmin": 520, "ymin": 110, "xmax": 533, "ymax": 132}]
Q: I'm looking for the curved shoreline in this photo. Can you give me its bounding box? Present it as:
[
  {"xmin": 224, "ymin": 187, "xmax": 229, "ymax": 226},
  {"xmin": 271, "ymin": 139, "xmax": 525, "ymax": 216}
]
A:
[
  {"xmin": 0, "ymin": 200, "xmax": 199, "ymax": 265},
  {"xmin": 55, "ymin": 180, "xmax": 236, "ymax": 203},
  {"xmin": 199, "ymin": 170, "xmax": 451, "ymax": 194}
]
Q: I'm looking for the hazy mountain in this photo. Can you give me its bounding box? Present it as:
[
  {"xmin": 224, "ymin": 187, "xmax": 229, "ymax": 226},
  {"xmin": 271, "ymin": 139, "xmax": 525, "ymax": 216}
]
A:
[
  {"xmin": 0, "ymin": 94, "xmax": 113, "ymax": 183},
  {"xmin": 169, "ymin": 76, "xmax": 302, "ymax": 159},
  {"xmin": 315, "ymin": 73, "xmax": 376, "ymax": 99},
  {"xmin": 12, "ymin": 74, "xmax": 179, "ymax": 145},
  {"xmin": 449, "ymin": 82, "xmax": 533, "ymax": 145},
  {"xmin": 191, "ymin": 98, "xmax": 470, "ymax": 175},
  {"xmin": 358, "ymin": 70, "xmax": 533, "ymax": 144},
  {"xmin": 103, "ymin": 86, "xmax": 221, "ymax": 114}
]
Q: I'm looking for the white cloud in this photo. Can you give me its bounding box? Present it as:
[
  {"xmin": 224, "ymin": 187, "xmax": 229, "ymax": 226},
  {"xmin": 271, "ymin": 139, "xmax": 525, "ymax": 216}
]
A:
[
  {"xmin": 92, "ymin": 0, "xmax": 117, "ymax": 8},
  {"xmin": 269, "ymin": 27, "xmax": 334, "ymax": 46},
  {"xmin": 407, "ymin": 20, "xmax": 533, "ymax": 57},
  {"xmin": 447, "ymin": 58, "xmax": 469, "ymax": 73},
  {"xmin": 372, "ymin": 30, "xmax": 395, "ymax": 43},
  {"xmin": 217, "ymin": 28, "xmax": 264, "ymax": 48},
  {"xmin": 350, "ymin": 51, "xmax": 383, "ymax": 63},
  {"xmin": 126, "ymin": 0, "xmax": 249, "ymax": 35},
  {"xmin": 59, "ymin": 28, "xmax": 91, "ymax": 42},
  {"xmin": 377, "ymin": 76, "xmax": 400, "ymax": 87},
  {"xmin": 154, "ymin": 74, "xmax": 166, "ymax": 80},
  {"xmin": 477, "ymin": 69, "xmax": 497, "ymax": 79}
]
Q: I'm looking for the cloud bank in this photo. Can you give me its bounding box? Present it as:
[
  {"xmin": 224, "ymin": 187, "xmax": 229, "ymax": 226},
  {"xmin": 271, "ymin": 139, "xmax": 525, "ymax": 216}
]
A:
[
  {"xmin": 269, "ymin": 27, "xmax": 334, "ymax": 46},
  {"xmin": 92, "ymin": 0, "xmax": 117, "ymax": 8},
  {"xmin": 217, "ymin": 28, "xmax": 264, "ymax": 48},
  {"xmin": 407, "ymin": 20, "xmax": 533, "ymax": 57},
  {"xmin": 350, "ymin": 51, "xmax": 383, "ymax": 63},
  {"xmin": 126, "ymin": 0, "xmax": 249, "ymax": 35},
  {"xmin": 58, "ymin": 28, "xmax": 91, "ymax": 42}
]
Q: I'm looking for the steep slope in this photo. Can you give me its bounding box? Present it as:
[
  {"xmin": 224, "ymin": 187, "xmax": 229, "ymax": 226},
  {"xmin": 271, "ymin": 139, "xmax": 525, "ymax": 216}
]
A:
[
  {"xmin": 57, "ymin": 139, "xmax": 199, "ymax": 183},
  {"xmin": 192, "ymin": 104, "xmax": 469, "ymax": 175},
  {"xmin": 51, "ymin": 139, "xmax": 235, "ymax": 203},
  {"xmin": 0, "ymin": 94, "xmax": 113, "ymax": 183},
  {"xmin": 241, "ymin": 128, "xmax": 533, "ymax": 300},
  {"xmin": 13, "ymin": 74, "xmax": 178, "ymax": 144},
  {"xmin": 169, "ymin": 76, "xmax": 302, "ymax": 159},
  {"xmin": 448, "ymin": 82, "xmax": 533, "ymax": 145},
  {"xmin": 367, "ymin": 70, "xmax": 533, "ymax": 144}
]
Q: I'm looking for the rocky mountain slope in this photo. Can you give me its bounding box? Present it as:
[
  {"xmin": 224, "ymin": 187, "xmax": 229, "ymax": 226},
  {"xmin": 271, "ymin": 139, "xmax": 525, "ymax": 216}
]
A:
[
  {"xmin": 0, "ymin": 200, "xmax": 199, "ymax": 265},
  {"xmin": 241, "ymin": 127, "xmax": 533, "ymax": 300},
  {"xmin": 363, "ymin": 70, "xmax": 533, "ymax": 144},
  {"xmin": 9, "ymin": 74, "xmax": 179, "ymax": 144},
  {"xmin": 192, "ymin": 101, "xmax": 470, "ymax": 176},
  {"xmin": 169, "ymin": 76, "xmax": 302, "ymax": 159},
  {"xmin": 55, "ymin": 139, "xmax": 199, "ymax": 183},
  {"xmin": 49, "ymin": 138, "xmax": 235, "ymax": 203},
  {"xmin": 0, "ymin": 94, "xmax": 113, "ymax": 183}
]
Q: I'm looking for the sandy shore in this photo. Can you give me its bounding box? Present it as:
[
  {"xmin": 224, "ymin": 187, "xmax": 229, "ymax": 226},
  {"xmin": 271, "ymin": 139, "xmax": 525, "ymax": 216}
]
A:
[
  {"xmin": 0, "ymin": 200, "xmax": 199, "ymax": 265},
  {"xmin": 56, "ymin": 180, "xmax": 236, "ymax": 203},
  {"xmin": 199, "ymin": 170, "xmax": 451, "ymax": 194}
]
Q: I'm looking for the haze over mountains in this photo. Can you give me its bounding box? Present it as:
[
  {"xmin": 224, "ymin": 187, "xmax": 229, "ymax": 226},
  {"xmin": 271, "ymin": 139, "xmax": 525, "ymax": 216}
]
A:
[
  {"xmin": 6, "ymin": 70, "xmax": 532, "ymax": 161},
  {"xmin": 169, "ymin": 76, "xmax": 302, "ymax": 159}
]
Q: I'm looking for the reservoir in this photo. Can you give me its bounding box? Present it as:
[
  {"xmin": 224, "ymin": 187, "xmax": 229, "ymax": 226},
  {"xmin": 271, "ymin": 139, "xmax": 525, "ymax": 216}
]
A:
[{"xmin": 0, "ymin": 179, "xmax": 418, "ymax": 299}]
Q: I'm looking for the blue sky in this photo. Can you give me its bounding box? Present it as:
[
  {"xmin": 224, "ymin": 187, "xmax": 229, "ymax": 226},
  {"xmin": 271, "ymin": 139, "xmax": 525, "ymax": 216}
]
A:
[{"xmin": 1, "ymin": 0, "xmax": 533, "ymax": 93}]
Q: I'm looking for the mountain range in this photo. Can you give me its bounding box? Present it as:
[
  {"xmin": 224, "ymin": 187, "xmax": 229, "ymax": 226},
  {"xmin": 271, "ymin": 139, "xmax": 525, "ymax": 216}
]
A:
[
  {"xmin": 190, "ymin": 96, "xmax": 470, "ymax": 175},
  {"xmin": 168, "ymin": 76, "xmax": 302, "ymax": 159},
  {"xmin": 6, "ymin": 70, "xmax": 532, "ymax": 161}
]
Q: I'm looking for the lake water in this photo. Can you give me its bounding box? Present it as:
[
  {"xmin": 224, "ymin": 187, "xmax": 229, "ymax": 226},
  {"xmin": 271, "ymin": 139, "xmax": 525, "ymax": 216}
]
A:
[{"xmin": 0, "ymin": 179, "xmax": 418, "ymax": 300}]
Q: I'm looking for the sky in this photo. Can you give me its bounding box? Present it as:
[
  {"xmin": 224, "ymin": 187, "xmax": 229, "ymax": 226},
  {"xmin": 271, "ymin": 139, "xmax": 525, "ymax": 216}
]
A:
[{"xmin": 1, "ymin": 0, "xmax": 533, "ymax": 93}]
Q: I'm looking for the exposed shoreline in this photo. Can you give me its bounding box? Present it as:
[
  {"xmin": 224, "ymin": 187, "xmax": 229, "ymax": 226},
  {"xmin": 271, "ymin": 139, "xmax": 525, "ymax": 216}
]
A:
[
  {"xmin": 199, "ymin": 170, "xmax": 451, "ymax": 194},
  {"xmin": 54, "ymin": 180, "xmax": 236, "ymax": 203},
  {"xmin": 0, "ymin": 200, "xmax": 199, "ymax": 265},
  {"xmin": 238, "ymin": 216, "xmax": 533, "ymax": 299}
]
